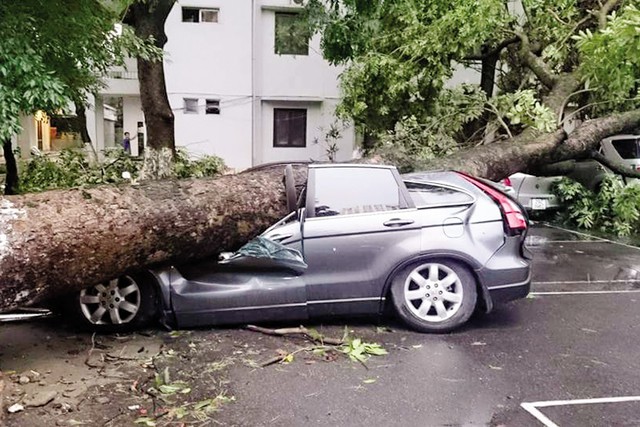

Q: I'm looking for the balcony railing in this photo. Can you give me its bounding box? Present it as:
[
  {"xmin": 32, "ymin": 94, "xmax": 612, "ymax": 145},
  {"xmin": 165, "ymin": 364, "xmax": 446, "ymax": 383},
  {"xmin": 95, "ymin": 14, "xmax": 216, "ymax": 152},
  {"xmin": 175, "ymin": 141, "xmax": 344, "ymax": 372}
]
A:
[{"xmin": 107, "ymin": 70, "xmax": 138, "ymax": 80}]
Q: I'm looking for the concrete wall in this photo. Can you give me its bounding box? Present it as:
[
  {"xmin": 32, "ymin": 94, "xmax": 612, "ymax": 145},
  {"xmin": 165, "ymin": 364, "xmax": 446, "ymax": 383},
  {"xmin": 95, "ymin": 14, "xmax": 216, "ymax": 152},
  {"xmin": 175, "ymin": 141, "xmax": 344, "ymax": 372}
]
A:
[{"xmin": 93, "ymin": 0, "xmax": 356, "ymax": 170}]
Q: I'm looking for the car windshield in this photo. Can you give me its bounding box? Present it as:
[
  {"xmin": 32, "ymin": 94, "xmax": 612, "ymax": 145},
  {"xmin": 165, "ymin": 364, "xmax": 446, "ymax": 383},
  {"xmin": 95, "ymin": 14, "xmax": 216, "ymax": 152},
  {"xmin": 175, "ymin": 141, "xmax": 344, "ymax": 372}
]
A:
[{"xmin": 612, "ymin": 138, "xmax": 640, "ymax": 159}]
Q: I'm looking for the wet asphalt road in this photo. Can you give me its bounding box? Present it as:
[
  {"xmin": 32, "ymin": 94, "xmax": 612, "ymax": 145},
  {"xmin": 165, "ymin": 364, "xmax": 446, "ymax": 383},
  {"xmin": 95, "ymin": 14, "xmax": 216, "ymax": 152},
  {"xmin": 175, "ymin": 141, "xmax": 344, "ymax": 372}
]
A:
[{"xmin": 219, "ymin": 223, "xmax": 640, "ymax": 427}]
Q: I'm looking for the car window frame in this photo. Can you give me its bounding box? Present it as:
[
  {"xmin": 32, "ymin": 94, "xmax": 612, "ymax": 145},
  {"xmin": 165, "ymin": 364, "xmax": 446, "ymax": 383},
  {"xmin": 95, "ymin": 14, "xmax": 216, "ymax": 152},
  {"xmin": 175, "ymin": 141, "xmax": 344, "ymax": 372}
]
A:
[
  {"xmin": 304, "ymin": 166, "xmax": 414, "ymax": 219},
  {"xmin": 403, "ymin": 180, "xmax": 477, "ymax": 209}
]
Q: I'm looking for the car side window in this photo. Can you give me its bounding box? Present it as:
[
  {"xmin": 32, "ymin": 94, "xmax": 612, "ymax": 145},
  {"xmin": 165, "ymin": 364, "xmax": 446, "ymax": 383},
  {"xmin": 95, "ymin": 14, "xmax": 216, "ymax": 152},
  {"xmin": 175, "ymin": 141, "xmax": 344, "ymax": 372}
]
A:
[
  {"xmin": 405, "ymin": 182, "xmax": 474, "ymax": 207},
  {"xmin": 314, "ymin": 168, "xmax": 402, "ymax": 216},
  {"xmin": 611, "ymin": 139, "xmax": 640, "ymax": 159}
]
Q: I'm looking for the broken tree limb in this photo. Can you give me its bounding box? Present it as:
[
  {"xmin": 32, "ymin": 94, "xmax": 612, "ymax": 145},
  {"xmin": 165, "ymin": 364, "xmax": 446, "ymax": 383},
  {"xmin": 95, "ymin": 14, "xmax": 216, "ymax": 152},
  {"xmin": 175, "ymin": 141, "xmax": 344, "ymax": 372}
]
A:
[
  {"xmin": 591, "ymin": 151, "xmax": 640, "ymax": 180},
  {"xmin": 245, "ymin": 324, "xmax": 344, "ymax": 346},
  {"xmin": 1, "ymin": 107, "xmax": 639, "ymax": 312},
  {"xmin": 0, "ymin": 167, "xmax": 305, "ymax": 312}
]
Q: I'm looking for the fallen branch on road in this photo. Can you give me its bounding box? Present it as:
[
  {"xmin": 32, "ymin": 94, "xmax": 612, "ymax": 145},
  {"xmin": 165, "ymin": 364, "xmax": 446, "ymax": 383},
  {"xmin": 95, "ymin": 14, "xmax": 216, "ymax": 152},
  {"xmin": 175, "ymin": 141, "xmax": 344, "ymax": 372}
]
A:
[
  {"xmin": 246, "ymin": 325, "xmax": 388, "ymax": 368},
  {"xmin": 245, "ymin": 324, "xmax": 344, "ymax": 346}
]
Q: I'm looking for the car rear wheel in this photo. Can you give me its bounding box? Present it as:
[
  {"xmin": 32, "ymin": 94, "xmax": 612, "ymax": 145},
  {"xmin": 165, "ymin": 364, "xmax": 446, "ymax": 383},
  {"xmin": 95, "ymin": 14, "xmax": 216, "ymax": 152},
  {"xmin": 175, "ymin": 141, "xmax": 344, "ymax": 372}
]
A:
[
  {"xmin": 75, "ymin": 274, "xmax": 158, "ymax": 332},
  {"xmin": 391, "ymin": 260, "xmax": 477, "ymax": 333}
]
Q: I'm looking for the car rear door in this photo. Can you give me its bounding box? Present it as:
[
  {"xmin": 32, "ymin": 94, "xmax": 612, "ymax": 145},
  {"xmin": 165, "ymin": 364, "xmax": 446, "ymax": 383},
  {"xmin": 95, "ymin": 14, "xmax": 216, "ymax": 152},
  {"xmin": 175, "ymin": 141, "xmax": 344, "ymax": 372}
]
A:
[{"xmin": 301, "ymin": 165, "xmax": 421, "ymax": 317}]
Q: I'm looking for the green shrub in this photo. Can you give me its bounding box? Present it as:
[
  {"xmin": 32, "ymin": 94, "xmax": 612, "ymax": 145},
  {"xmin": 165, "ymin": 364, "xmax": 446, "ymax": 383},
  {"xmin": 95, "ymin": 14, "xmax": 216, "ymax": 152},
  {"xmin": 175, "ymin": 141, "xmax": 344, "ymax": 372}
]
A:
[
  {"xmin": 553, "ymin": 175, "xmax": 640, "ymax": 237},
  {"xmin": 172, "ymin": 148, "xmax": 226, "ymax": 179},
  {"xmin": 18, "ymin": 147, "xmax": 226, "ymax": 194}
]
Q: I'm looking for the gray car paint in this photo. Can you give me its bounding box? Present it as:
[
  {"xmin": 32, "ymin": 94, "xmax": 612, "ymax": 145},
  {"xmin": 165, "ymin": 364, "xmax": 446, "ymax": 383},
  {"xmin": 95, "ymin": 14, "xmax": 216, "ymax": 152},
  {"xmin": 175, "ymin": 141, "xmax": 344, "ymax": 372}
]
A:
[{"xmin": 149, "ymin": 164, "xmax": 530, "ymax": 329}]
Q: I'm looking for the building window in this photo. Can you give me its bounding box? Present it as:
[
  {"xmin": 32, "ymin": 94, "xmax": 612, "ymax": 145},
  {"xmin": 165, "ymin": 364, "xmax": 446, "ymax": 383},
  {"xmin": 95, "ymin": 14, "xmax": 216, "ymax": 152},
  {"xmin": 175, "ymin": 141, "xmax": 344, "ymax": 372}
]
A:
[
  {"xmin": 184, "ymin": 98, "xmax": 198, "ymax": 114},
  {"xmin": 274, "ymin": 108, "xmax": 306, "ymax": 147},
  {"xmin": 275, "ymin": 12, "xmax": 309, "ymax": 55},
  {"xmin": 182, "ymin": 7, "xmax": 219, "ymax": 23},
  {"xmin": 206, "ymin": 99, "xmax": 220, "ymax": 115}
]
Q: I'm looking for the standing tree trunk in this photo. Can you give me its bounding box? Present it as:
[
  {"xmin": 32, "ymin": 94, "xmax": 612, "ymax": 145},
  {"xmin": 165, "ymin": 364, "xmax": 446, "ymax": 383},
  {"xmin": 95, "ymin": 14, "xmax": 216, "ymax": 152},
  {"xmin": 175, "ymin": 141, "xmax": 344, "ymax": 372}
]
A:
[
  {"xmin": 128, "ymin": 0, "xmax": 176, "ymax": 179},
  {"xmin": 3, "ymin": 139, "xmax": 19, "ymax": 195},
  {"xmin": 74, "ymin": 100, "xmax": 92, "ymax": 144}
]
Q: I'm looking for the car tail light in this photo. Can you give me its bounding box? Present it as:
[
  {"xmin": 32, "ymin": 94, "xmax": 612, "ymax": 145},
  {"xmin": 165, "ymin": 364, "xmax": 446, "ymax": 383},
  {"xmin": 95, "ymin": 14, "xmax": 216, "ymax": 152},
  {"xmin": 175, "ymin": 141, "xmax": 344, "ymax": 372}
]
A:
[
  {"xmin": 501, "ymin": 177, "xmax": 512, "ymax": 188},
  {"xmin": 457, "ymin": 172, "xmax": 528, "ymax": 232}
]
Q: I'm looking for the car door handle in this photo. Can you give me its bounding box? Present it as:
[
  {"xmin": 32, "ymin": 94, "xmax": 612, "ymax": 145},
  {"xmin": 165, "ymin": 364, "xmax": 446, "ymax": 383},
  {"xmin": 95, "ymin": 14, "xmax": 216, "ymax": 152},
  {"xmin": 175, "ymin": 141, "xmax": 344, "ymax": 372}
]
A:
[
  {"xmin": 383, "ymin": 218, "xmax": 415, "ymax": 227},
  {"xmin": 269, "ymin": 233, "xmax": 293, "ymax": 242}
]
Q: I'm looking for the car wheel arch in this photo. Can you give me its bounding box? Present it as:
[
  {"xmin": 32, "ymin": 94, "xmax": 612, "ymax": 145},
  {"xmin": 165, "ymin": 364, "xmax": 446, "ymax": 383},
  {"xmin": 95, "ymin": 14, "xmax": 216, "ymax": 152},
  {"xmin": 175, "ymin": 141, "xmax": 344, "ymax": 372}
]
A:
[{"xmin": 379, "ymin": 252, "xmax": 492, "ymax": 315}]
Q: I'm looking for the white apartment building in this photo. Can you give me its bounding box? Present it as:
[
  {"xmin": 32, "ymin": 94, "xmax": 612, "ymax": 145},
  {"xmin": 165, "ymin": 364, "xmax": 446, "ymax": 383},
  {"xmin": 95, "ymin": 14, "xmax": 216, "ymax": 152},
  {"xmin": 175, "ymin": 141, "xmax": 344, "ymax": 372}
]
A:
[
  {"xmin": 13, "ymin": 1, "xmax": 355, "ymax": 170},
  {"xmin": 87, "ymin": 0, "xmax": 356, "ymax": 170}
]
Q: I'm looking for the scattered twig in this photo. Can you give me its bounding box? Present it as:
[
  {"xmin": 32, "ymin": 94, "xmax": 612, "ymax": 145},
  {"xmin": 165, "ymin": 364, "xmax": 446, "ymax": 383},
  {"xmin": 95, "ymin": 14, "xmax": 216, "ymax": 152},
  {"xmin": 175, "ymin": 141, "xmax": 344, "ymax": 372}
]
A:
[
  {"xmin": 85, "ymin": 332, "xmax": 102, "ymax": 368},
  {"xmin": 103, "ymin": 410, "xmax": 126, "ymax": 426},
  {"xmin": 245, "ymin": 325, "xmax": 343, "ymax": 346}
]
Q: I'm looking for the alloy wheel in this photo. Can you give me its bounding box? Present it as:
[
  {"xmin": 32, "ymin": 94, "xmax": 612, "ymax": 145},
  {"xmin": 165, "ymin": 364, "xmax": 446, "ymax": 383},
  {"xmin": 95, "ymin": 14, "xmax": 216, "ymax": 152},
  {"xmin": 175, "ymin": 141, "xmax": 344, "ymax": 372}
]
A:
[
  {"xmin": 403, "ymin": 263, "xmax": 463, "ymax": 322},
  {"xmin": 79, "ymin": 276, "xmax": 141, "ymax": 325}
]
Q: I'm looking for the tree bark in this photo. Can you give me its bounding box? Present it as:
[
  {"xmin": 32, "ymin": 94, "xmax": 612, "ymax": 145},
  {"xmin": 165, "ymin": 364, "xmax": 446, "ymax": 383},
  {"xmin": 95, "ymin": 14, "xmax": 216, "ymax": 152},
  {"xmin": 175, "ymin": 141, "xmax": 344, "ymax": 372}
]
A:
[
  {"xmin": 0, "ymin": 167, "xmax": 301, "ymax": 312},
  {"xmin": 128, "ymin": 0, "xmax": 176, "ymax": 179},
  {"xmin": 1, "ymin": 109, "xmax": 639, "ymax": 312},
  {"xmin": 406, "ymin": 109, "xmax": 640, "ymax": 181},
  {"xmin": 74, "ymin": 100, "xmax": 92, "ymax": 144},
  {"xmin": 3, "ymin": 139, "xmax": 19, "ymax": 196}
]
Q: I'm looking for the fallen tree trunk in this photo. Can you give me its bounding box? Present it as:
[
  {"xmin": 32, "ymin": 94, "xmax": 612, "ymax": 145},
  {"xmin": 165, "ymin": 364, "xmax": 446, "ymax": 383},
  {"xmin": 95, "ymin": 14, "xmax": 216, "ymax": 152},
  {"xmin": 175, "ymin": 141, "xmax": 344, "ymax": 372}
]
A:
[
  {"xmin": 0, "ymin": 167, "xmax": 299, "ymax": 312},
  {"xmin": 1, "ymin": 109, "xmax": 639, "ymax": 312},
  {"xmin": 413, "ymin": 109, "xmax": 640, "ymax": 181}
]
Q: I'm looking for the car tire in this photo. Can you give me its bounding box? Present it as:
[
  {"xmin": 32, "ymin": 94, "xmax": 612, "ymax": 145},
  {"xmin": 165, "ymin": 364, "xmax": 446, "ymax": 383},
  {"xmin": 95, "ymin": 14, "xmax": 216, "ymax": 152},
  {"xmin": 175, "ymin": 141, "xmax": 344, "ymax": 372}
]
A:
[
  {"xmin": 73, "ymin": 273, "xmax": 158, "ymax": 332},
  {"xmin": 391, "ymin": 259, "xmax": 477, "ymax": 333}
]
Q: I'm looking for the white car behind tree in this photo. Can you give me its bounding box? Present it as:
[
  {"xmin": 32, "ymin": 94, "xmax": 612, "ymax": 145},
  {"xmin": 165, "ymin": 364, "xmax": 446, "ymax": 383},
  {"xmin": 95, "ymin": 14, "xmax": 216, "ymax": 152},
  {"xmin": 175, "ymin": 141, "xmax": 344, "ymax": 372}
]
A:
[{"xmin": 503, "ymin": 135, "xmax": 640, "ymax": 211}]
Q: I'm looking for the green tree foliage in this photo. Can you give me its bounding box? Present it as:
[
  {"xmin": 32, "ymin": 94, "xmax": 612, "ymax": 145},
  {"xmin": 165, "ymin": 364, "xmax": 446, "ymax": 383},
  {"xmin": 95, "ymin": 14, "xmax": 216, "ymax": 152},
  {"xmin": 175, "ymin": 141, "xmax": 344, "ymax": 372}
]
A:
[
  {"xmin": 308, "ymin": 0, "xmax": 510, "ymax": 133},
  {"xmin": 574, "ymin": 4, "xmax": 640, "ymax": 113},
  {"xmin": 307, "ymin": 0, "xmax": 640, "ymax": 155},
  {"xmin": 553, "ymin": 176, "xmax": 640, "ymax": 237},
  {"xmin": 0, "ymin": 0, "xmax": 158, "ymax": 141},
  {"xmin": 19, "ymin": 148, "xmax": 226, "ymax": 193}
]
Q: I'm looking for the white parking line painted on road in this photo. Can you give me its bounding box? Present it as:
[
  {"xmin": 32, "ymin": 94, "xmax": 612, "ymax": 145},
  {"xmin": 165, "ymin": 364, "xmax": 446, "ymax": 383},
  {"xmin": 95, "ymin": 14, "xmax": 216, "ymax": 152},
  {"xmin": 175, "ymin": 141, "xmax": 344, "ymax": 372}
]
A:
[
  {"xmin": 528, "ymin": 240, "xmax": 605, "ymax": 244},
  {"xmin": 521, "ymin": 402, "xmax": 559, "ymax": 427},
  {"xmin": 533, "ymin": 279, "xmax": 640, "ymax": 285},
  {"xmin": 521, "ymin": 396, "xmax": 640, "ymax": 427},
  {"xmin": 530, "ymin": 290, "xmax": 640, "ymax": 296},
  {"xmin": 543, "ymin": 223, "xmax": 640, "ymax": 251}
]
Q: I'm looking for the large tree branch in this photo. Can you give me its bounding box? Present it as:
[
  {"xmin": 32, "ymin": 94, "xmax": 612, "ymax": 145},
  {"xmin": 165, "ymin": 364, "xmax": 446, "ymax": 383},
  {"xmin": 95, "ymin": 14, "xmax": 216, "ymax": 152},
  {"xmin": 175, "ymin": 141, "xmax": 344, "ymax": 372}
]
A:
[
  {"xmin": 414, "ymin": 130, "xmax": 567, "ymax": 180},
  {"xmin": 550, "ymin": 109, "xmax": 640, "ymax": 162},
  {"xmin": 591, "ymin": 150, "xmax": 640, "ymax": 179},
  {"xmin": 598, "ymin": 0, "xmax": 622, "ymax": 29},
  {"xmin": 516, "ymin": 31, "xmax": 557, "ymax": 89},
  {"xmin": 464, "ymin": 37, "xmax": 519, "ymax": 61}
]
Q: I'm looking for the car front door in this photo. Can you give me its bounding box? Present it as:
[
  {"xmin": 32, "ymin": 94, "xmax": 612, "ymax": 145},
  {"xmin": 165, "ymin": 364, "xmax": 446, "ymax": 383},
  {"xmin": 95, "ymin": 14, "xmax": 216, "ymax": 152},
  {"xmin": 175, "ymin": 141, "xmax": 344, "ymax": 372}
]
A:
[{"xmin": 301, "ymin": 166, "xmax": 421, "ymax": 317}]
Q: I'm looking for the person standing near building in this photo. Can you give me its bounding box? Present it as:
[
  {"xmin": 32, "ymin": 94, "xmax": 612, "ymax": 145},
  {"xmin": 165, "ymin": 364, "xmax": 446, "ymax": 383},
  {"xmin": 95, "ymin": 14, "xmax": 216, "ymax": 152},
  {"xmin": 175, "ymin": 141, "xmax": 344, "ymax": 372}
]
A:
[{"xmin": 122, "ymin": 131, "xmax": 136, "ymax": 155}]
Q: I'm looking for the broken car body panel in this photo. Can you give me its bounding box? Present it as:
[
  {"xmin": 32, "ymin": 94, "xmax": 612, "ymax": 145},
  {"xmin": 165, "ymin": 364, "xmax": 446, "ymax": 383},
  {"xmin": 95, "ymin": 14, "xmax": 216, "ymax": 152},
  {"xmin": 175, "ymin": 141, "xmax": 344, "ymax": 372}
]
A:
[{"xmin": 145, "ymin": 164, "xmax": 530, "ymax": 330}]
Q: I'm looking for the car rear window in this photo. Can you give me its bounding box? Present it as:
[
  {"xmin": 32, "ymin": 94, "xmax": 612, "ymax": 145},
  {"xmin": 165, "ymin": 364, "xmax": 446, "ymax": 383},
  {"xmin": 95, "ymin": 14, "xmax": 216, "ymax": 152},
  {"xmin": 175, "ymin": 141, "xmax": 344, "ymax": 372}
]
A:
[
  {"xmin": 612, "ymin": 138, "xmax": 640, "ymax": 159},
  {"xmin": 405, "ymin": 181, "xmax": 474, "ymax": 207},
  {"xmin": 313, "ymin": 168, "xmax": 402, "ymax": 216}
]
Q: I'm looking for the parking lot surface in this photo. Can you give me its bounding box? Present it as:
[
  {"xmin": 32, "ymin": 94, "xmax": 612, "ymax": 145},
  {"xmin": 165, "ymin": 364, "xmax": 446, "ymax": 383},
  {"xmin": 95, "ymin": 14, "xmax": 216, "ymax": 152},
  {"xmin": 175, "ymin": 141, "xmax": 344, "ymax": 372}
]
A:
[
  {"xmin": 1, "ymin": 223, "xmax": 639, "ymax": 426},
  {"xmin": 217, "ymin": 223, "xmax": 640, "ymax": 426}
]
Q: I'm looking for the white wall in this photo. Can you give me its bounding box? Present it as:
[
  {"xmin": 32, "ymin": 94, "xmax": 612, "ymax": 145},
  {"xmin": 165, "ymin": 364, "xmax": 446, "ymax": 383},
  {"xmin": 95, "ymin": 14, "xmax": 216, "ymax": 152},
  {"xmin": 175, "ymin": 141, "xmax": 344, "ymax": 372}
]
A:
[
  {"xmin": 164, "ymin": 0, "xmax": 254, "ymax": 169},
  {"xmin": 258, "ymin": 100, "xmax": 354, "ymax": 164},
  {"xmin": 94, "ymin": 0, "xmax": 356, "ymax": 170},
  {"xmin": 122, "ymin": 97, "xmax": 145, "ymax": 156},
  {"xmin": 171, "ymin": 94, "xmax": 253, "ymax": 169},
  {"xmin": 257, "ymin": 8, "xmax": 343, "ymax": 99}
]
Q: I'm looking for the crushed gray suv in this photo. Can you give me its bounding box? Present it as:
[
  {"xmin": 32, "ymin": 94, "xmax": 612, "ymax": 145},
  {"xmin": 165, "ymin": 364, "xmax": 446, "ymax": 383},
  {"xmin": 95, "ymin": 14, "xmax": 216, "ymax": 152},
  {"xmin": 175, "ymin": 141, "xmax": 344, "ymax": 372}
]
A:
[{"xmin": 74, "ymin": 164, "xmax": 532, "ymax": 333}]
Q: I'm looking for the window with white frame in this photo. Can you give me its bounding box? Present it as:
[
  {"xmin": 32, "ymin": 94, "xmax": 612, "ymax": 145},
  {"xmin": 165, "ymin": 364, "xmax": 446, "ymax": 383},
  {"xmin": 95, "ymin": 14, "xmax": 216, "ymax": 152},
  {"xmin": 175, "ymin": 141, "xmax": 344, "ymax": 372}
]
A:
[
  {"xmin": 206, "ymin": 99, "xmax": 220, "ymax": 115},
  {"xmin": 184, "ymin": 98, "xmax": 198, "ymax": 114},
  {"xmin": 182, "ymin": 7, "xmax": 219, "ymax": 23},
  {"xmin": 274, "ymin": 12, "xmax": 309, "ymax": 55},
  {"xmin": 273, "ymin": 108, "xmax": 306, "ymax": 147}
]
